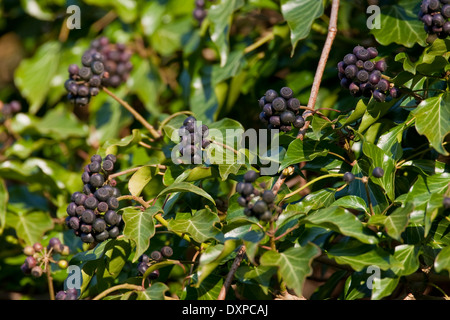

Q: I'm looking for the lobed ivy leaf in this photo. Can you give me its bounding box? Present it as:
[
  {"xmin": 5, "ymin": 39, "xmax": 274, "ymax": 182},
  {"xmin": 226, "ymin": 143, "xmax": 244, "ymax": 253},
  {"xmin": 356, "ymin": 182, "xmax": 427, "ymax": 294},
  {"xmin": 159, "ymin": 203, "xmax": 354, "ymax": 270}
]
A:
[
  {"xmin": 412, "ymin": 92, "xmax": 450, "ymax": 156},
  {"xmin": 6, "ymin": 210, "xmax": 54, "ymax": 245},
  {"xmin": 370, "ymin": 0, "xmax": 427, "ymax": 48},
  {"xmin": 136, "ymin": 282, "xmax": 169, "ymax": 300},
  {"xmin": 121, "ymin": 206, "xmax": 162, "ymax": 262},
  {"xmin": 260, "ymin": 243, "xmax": 321, "ymax": 297},
  {"xmin": 168, "ymin": 209, "xmax": 221, "ymax": 243}
]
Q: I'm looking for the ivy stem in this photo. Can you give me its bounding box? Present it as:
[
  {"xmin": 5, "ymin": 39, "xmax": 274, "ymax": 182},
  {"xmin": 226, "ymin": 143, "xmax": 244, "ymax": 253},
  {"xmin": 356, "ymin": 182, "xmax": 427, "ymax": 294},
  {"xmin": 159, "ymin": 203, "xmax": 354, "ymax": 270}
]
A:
[
  {"xmin": 297, "ymin": 0, "xmax": 340, "ymax": 140},
  {"xmin": 93, "ymin": 283, "xmax": 144, "ymax": 300},
  {"xmin": 102, "ymin": 87, "xmax": 161, "ymax": 140},
  {"xmin": 362, "ymin": 176, "xmax": 375, "ymax": 216},
  {"xmin": 282, "ymin": 173, "xmax": 344, "ymax": 201},
  {"xmin": 243, "ymin": 32, "xmax": 274, "ymax": 54},
  {"xmin": 217, "ymin": 245, "xmax": 246, "ymax": 300}
]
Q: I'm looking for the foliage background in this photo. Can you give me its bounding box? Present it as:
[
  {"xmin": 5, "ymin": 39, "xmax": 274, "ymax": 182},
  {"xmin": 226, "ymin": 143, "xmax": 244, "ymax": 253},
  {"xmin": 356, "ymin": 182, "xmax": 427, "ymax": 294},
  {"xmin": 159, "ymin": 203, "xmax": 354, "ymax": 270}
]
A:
[{"xmin": 0, "ymin": 0, "xmax": 449, "ymax": 300}]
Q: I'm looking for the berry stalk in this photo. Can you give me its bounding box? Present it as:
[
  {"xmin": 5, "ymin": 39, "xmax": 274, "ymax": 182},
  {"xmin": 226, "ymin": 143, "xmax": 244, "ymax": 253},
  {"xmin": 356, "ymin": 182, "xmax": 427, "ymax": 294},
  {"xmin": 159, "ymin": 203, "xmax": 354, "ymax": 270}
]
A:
[{"xmin": 102, "ymin": 87, "xmax": 161, "ymax": 140}]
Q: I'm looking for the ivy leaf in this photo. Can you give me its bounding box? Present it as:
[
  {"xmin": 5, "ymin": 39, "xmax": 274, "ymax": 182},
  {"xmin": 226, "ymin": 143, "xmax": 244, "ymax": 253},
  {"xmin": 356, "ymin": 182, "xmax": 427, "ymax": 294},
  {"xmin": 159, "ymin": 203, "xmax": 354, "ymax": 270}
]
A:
[
  {"xmin": 301, "ymin": 206, "xmax": 379, "ymax": 244},
  {"xmin": 128, "ymin": 166, "xmax": 157, "ymax": 197},
  {"xmin": 157, "ymin": 182, "xmax": 215, "ymax": 205},
  {"xmin": 235, "ymin": 265, "xmax": 277, "ymax": 295},
  {"xmin": 99, "ymin": 129, "xmax": 143, "ymax": 157},
  {"xmin": 370, "ymin": 0, "xmax": 427, "ymax": 48},
  {"xmin": 0, "ymin": 179, "xmax": 8, "ymax": 234},
  {"xmin": 208, "ymin": 0, "xmax": 245, "ymax": 67},
  {"xmin": 412, "ymin": 93, "xmax": 450, "ymax": 156},
  {"xmin": 279, "ymin": 139, "xmax": 329, "ymax": 171},
  {"xmin": 362, "ymin": 141, "xmax": 396, "ymax": 201},
  {"xmin": 6, "ymin": 210, "xmax": 54, "ymax": 245},
  {"xmin": 197, "ymin": 240, "xmax": 239, "ymax": 286},
  {"xmin": 327, "ymin": 245, "xmax": 395, "ymax": 272},
  {"xmin": 136, "ymin": 282, "xmax": 169, "ymax": 300},
  {"xmin": 14, "ymin": 41, "xmax": 61, "ymax": 114},
  {"xmin": 368, "ymin": 203, "xmax": 414, "ymax": 241},
  {"xmin": 260, "ymin": 243, "xmax": 321, "ymax": 296},
  {"xmin": 333, "ymin": 196, "xmax": 369, "ymax": 214},
  {"xmin": 121, "ymin": 206, "xmax": 162, "ymax": 262},
  {"xmin": 168, "ymin": 209, "xmax": 221, "ymax": 243},
  {"xmin": 434, "ymin": 246, "xmax": 450, "ymax": 274},
  {"xmin": 280, "ymin": 0, "xmax": 324, "ymax": 56}
]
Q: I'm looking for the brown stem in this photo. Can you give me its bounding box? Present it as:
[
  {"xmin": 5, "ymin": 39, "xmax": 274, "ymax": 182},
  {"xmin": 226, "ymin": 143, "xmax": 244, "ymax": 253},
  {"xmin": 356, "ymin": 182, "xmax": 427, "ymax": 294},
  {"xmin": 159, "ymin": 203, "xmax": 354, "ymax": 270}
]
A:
[
  {"xmin": 297, "ymin": 0, "xmax": 340, "ymax": 140},
  {"xmin": 102, "ymin": 87, "xmax": 161, "ymax": 140},
  {"xmin": 217, "ymin": 245, "xmax": 246, "ymax": 300}
]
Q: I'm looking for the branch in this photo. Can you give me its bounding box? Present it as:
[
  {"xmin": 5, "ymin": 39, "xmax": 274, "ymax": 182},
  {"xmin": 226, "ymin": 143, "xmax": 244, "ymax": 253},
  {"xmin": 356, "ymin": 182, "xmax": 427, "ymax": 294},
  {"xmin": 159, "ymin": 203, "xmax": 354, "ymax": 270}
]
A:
[
  {"xmin": 297, "ymin": 0, "xmax": 340, "ymax": 140},
  {"xmin": 92, "ymin": 283, "xmax": 144, "ymax": 300},
  {"xmin": 102, "ymin": 87, "xmax": 161, "ymax": 140},
  {"xmin": 217, "ymin": 245, "xmax": 246, "ymax": 300}
]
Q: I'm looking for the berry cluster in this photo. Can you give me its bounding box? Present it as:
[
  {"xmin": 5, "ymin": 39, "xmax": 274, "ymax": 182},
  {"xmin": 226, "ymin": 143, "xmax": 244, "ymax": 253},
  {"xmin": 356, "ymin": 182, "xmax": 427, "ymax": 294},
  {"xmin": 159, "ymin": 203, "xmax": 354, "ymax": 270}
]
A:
[
  {"xmin": 65, "ymin": 154, "xmax": 123, "ymax": 244},
  {"xmin": 90, "ymin": 37, "xmax": 133, "ymax": 88},
  {"xmin": 178, "ymin": 116, "xmax": 210, "ymax": 164},
  {"xmin": 1, "ymin": 100, "xmax": 21, "ymax": 121},
  {"xmin": 65, "ymin": 50, "xmax": 105, "ymax": 107},
  {"xmin": 419, "ymin": 0, "xmax": 450, "ymax": 39},
  {"xmin": 137, "ymin": 246, "xmax": 174, "ymax": 280},
  {"xmin": 21, "ymin": 238, "xmax": 69, "ymax": 279},
  {"xmin": 236, "ymin": 170, "xmax": 276, "ymax": 222},
  {"xmin": 258, "ymin": 87, "xmax": 305, "ymax": 132},
  {"xmin": 64, "ymin": 37, "xmax": 132, "ymax": 107},
  {"xmin": 55, "ymin": 289, "xmax": 78, "ymax": 300},
  {"xmin": 338, "ymin": 46, "xmax": 400, "ymax": 102},
  {"xmin": 193, "ymin": 0, "xmax": 213, "ymax": 24}
]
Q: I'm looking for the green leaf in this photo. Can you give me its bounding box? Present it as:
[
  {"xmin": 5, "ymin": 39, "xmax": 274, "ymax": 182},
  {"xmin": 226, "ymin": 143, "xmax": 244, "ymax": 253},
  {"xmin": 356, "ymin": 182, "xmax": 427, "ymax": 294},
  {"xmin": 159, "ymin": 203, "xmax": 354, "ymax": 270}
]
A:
[
  {"xmin": 82, "ymin": 0, "xmax": 137, "ymax": 23},
  {"xmin": 157, "ymin": 182, "xmax": 215, "ymax": 205},
  {"xmin": 280, "ymin": 0, "xmax": 324, "ymax": 56},
  {"xmin": 6, "ymin": 210, "xmax": 54, "ymax": 245},
  {"xmin": 197, "ymin": 240, "xmax": 239, "ymax": 286},
  {"xmin": 368, "ymin": 203, "xmax": 414, "ymax": 241},
  {"xmin": 208, "ymin": 0, "xmax": 245, "ymax": 67},
  {"xmin": 362, "ymin": 141, "xmax": 396, "ymax": 201},
  {"xmin": 370, "ymin": 0, "xmax": 427, "ymax": 48},
  {"xmin": 99, "ymin": 129, "xmax": 142, "ymax": 157},
  {"xmin": 168, "ymin": 209, "xmax": 221, "ymax": 243},
  {"xmin": 333, "ymin": 196, "xmax": 369, "ymax": 214},
  {"xmin": 395, "ymin": 39, "xmax": 450, "ymax": 75},
  {"xmin": 0, "ymin": 179, "xmax": 8, "ymax": 234},
  {"xmin": 279, "ymin": 139, "xmax": 329, "ymax": 171},
  {"xmin": 434, "ymin": 246, "xmax": 450, "ymax": 274},
  {"xmin": 128, "ymin": 166, "xmax": 157, "ymax": 197},
  {"xmin": 122, "ymin": 206, "xmax": 162, "ymax": 262},
  {"xmin": 136, "ymin": 282, "xmax": 169, "ymax": 300},
  {"xmin": 301, "ymin": 206, "xmax": 379, "ymax": 244},
  {"xmin": 412, "ymin": 93, "xmax": 450, "ymax": 156},
  {"xmin": 235, "ymin": 265, "xmax": 277, "ymax": 295},
  {"xmin": 14, "ymin": 41, "xmax": 61, "ymax": 114},
  {"xmin": 260, "ymin": 243, "xmax": 321, "ymax": 296},
  {"xmin": 327, "ymin": 245, "xmax": 395, "ymax": 272}
]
